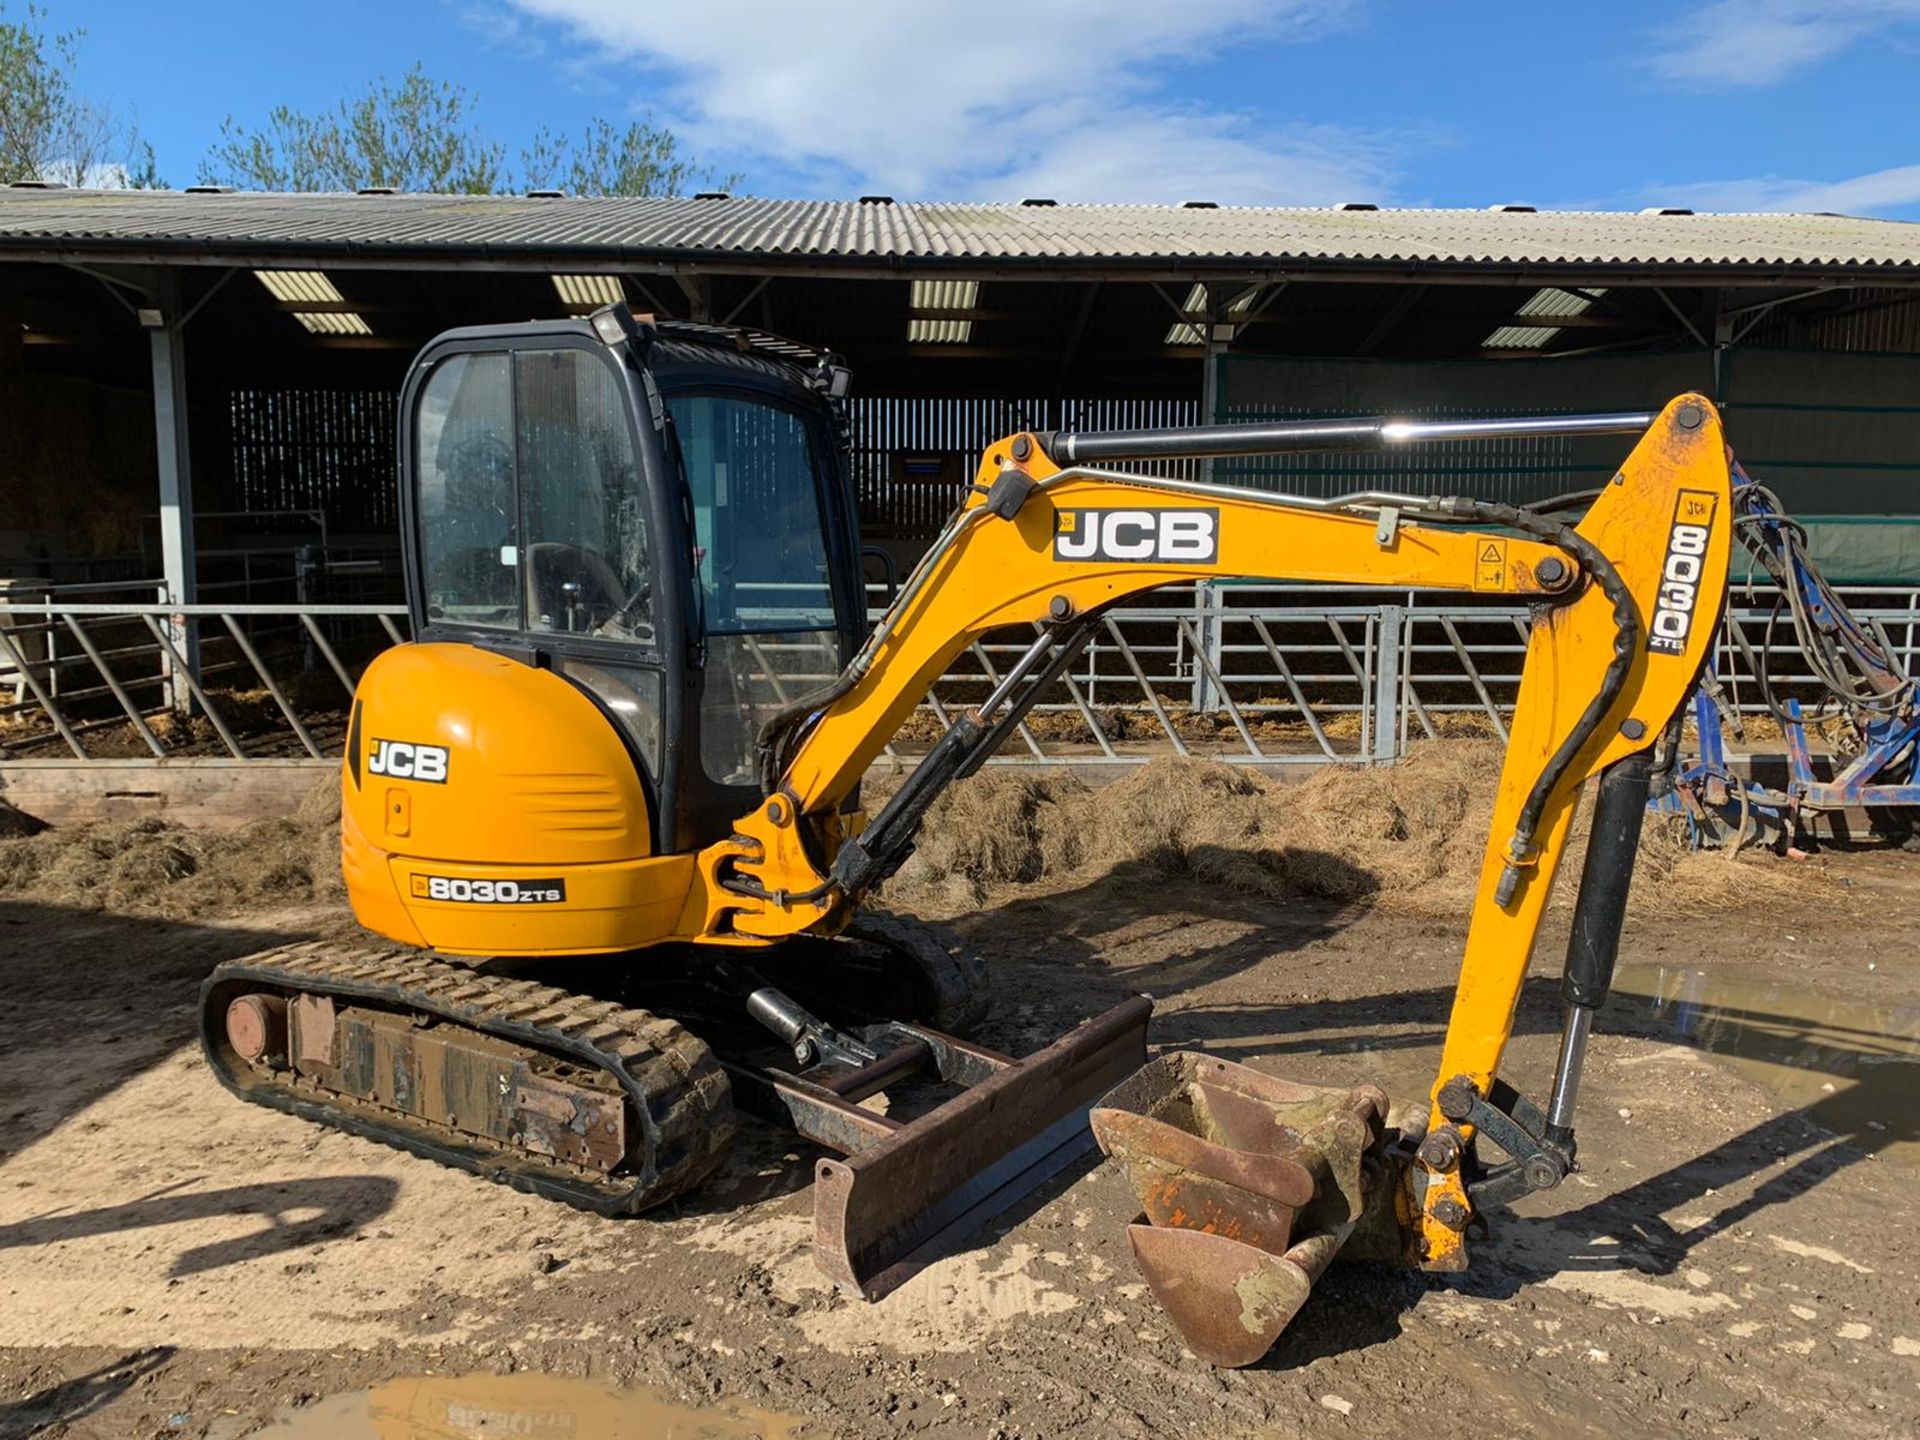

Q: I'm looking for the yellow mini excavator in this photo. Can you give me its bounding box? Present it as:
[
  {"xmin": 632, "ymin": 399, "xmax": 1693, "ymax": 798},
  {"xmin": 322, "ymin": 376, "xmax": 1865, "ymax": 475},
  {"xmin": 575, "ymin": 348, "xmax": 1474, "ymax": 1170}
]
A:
[{"xmin": 201, "ymin": 305, "xmax": 1731, "ymax": 1322}]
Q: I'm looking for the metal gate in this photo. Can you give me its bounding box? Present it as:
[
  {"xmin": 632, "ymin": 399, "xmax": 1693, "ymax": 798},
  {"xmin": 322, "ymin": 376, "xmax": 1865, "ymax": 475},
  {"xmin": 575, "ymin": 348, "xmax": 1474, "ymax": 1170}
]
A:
[{"xmin": 4, "ymin": 585, "xmax": 1914, "ymax": 768}]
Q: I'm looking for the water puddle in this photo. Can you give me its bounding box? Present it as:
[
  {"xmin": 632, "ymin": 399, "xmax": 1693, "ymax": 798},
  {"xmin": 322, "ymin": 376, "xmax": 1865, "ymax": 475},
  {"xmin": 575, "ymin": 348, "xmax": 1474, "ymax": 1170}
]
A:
[
  {"xmin": 1612, "ymin": 963, "xmax": 1920, "ymax": 1166},
  {"xmin": 249, "ymin": 1371, "xmax": 805, "ymax": 1438}
]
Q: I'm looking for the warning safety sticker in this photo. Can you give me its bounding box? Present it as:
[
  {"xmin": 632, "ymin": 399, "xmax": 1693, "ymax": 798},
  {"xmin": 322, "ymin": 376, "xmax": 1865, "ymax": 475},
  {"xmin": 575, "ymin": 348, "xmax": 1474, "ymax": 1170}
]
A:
[{"xmin": 1472, "ymin": 539, "xmax": 1508, "ymax": 592}]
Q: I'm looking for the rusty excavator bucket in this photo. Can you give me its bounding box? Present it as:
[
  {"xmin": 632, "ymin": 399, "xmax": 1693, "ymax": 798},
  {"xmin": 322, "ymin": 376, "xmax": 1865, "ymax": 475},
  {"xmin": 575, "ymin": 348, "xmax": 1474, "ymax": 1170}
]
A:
[{"xmin": 1091, "ymin": 1053, "xmax": 1423, "ymax": 1367}]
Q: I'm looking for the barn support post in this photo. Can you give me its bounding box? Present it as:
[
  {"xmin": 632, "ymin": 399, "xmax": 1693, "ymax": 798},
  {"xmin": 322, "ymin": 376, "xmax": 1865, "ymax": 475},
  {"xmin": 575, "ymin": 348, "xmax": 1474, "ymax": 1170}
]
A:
[
  {"xmin": 0, "ymin": 268, "xmax": 21, "ymax": 528},
  {"xmin": 1712, "ymin": 290, "xmax": 1735, "ymax": 406},
  {"xmin": 1193, "ymin": 291, "xmax": 1229, "ymax": 712},
  {"xmin": 145, "ymin": 268, "xmax": 200, "ymax": 710}
]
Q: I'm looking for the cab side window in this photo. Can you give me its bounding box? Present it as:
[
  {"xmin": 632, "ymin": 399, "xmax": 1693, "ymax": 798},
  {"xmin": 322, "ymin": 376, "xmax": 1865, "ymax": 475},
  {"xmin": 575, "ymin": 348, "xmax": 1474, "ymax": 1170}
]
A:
[
  {"xmin": 667, "ymin": 393, "xmax": 843, "ymax": 785},
  {"xmin": 671, "ymin": 395, "xmax": 836, "ymax": 633},
  {"xmin": 415, "ymin": 353, "xmax": 518, "ymax": 628},
  {"xmin": 412, "ymin": 347, "xmax": 652, "ymax": 641}
]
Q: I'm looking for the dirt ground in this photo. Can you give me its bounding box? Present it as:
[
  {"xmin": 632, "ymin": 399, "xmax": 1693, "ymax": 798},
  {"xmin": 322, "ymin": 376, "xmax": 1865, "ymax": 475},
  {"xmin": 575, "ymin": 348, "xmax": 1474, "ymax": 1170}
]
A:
[{"xmin": 1, "ymin": 758, "xmax": 1917, "ymax": 1439}]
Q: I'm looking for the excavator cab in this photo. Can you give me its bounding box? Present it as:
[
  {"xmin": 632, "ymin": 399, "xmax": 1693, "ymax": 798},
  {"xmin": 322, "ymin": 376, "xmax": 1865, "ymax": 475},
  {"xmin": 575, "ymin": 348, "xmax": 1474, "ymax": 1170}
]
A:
[{"xmin": 399, "ymin": 308, "xmax": 866, "ymax": 853}]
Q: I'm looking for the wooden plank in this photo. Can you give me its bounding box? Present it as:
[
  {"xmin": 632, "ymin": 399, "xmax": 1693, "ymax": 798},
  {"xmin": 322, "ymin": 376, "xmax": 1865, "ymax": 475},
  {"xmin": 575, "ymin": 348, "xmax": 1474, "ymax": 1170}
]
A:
[{"xmin": 0, "ymin": 758, "xmax": 333, "ymax": 830}]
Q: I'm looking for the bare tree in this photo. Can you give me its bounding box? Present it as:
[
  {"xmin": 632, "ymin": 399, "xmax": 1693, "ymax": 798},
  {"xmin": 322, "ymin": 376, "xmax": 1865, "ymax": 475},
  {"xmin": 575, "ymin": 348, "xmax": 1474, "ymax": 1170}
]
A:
[
  {"xmin": 202, "ymin": 63, "xmax": 731, "ymax": 197},
  {"xmin": 0, "ymin": 3, "xmax": 158, "ymax": 187}
]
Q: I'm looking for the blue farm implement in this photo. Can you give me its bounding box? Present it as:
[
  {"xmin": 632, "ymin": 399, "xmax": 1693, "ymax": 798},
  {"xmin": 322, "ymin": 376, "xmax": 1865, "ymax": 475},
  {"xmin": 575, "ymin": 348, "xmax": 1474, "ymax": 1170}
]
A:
[{"xmin": 1653, "ymin": 462, "xmax": 1919, "ymax": 851}]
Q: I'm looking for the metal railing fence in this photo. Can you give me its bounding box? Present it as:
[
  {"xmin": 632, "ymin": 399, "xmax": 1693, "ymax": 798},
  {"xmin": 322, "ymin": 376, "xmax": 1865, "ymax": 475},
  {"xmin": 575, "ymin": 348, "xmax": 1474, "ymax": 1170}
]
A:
[
  {"xmin": 1, "ymin": 584, "xmax": 1915, "ymax": 768},
  {"xmin": 0, "ymin": 601, "xmax": 404, "ymax": 761}
]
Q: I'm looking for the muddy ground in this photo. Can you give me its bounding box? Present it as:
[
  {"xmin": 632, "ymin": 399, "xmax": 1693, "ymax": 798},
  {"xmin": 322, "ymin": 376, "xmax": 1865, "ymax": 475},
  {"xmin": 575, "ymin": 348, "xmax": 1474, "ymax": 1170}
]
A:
[{"xmin": 1, "ymin": 762, "xmax": 1917, "ymax": 1438}]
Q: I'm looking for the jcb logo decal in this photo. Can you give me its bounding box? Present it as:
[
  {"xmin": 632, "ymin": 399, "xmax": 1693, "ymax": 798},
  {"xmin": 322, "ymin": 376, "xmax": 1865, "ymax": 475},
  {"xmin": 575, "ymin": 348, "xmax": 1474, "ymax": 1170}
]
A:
[
  {"xmin": 368, "ymin": 738, "xmax": 450, "ymax": 783},
  {"xmin": 1647, "ymin": 490, "xmax": 1718, "ymax": 657},
  {"xmin": 1054, "ymin": 508, "xmax": 1219, "ymax": 565}
]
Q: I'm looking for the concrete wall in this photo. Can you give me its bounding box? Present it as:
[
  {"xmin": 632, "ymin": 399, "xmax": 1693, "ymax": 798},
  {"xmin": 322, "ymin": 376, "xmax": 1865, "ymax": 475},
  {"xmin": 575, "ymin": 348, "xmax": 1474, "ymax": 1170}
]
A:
[{"xmin": 0, "ymin": 372, "xmax": 159, "ymax": 575}]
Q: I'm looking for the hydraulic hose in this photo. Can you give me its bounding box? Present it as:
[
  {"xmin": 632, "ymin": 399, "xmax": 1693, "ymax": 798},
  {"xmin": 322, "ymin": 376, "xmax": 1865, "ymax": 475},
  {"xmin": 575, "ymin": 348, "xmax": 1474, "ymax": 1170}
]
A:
[
  {"xmin": 1427, "ymin": 497, "xmax": 1642, "ymax": 906},
  {"xmin": 755, "ymin": 669, "xmax": 859, "ymax": 797}
]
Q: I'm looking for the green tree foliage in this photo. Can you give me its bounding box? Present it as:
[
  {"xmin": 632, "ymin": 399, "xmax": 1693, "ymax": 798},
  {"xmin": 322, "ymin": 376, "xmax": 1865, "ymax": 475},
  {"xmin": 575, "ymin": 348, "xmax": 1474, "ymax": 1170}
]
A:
[
  {"xmin": 0, "ymin": 3, "xmax": 159, "ymax": 187},
  {"xmin": 524, "ymin": 115, "xmax": 731, "ymax": 198},
  {"xmin": 202, "ymin": 64, "xmax": 505, "ymax": 193},
  {"xmin": 203, "ymin": 66, "xmax": 728, "ymax": 197}
]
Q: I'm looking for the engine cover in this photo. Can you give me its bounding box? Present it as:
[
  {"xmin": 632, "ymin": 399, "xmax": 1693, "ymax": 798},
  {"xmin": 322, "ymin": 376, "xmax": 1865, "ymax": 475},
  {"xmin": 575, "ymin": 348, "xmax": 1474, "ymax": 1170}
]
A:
[{"xmin": 342, "ymin": 643, "xmax": 694, "ymax": 956}]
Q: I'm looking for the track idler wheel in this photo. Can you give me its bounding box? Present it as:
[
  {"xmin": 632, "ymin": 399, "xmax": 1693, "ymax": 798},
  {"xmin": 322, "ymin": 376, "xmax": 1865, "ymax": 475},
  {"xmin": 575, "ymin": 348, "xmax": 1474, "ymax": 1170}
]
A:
[{"xmin": 1091, "ymin": 1053, "xmax": 1416, "ymax": 1367}]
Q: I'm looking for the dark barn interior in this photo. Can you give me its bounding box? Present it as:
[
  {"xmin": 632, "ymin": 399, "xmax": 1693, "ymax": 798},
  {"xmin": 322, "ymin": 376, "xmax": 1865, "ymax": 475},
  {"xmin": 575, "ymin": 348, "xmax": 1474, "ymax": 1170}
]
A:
[{"xmin": 4, "ymin": 190, "xmax": 1920, "ymax": 608}]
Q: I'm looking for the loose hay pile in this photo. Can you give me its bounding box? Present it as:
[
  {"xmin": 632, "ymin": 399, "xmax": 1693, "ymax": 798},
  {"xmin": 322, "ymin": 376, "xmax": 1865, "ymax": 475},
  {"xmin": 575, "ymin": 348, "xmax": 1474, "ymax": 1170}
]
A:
[
  {"xmin": 883, "ymin": 742, "xmax": 1806, "ymax": 917},
  {"xmin": 0, "ymin": 748, "xmax": 1806, "ymax": 922},
  {"xmin": 0, "ymin": 780, "xmax": 343, "ymax": 917}
]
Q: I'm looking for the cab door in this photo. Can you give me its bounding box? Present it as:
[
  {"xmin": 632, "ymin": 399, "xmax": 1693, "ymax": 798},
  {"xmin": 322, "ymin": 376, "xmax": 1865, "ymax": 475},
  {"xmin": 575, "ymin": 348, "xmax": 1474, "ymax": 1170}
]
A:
[{"xmin": 401, "ymin": 324, "xmax": 696, "ymax": 853}]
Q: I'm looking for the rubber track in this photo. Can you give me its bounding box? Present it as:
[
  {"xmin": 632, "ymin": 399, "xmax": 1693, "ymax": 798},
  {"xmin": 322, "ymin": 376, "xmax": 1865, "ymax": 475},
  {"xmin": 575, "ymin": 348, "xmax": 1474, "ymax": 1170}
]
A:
[
  {"xmin": 200, "ymin": 941, "xmax": 735, "ymax": 1215},
  {"xmin": 844, "ymin": 910, "xmax": 992, "ymax": 1034}
]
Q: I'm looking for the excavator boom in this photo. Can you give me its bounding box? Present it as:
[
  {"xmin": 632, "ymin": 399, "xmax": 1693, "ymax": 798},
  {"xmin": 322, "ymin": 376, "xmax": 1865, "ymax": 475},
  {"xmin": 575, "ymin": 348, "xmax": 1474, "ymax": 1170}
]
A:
[{"xmin": 701, "ymin": 393, "xmax": 1731, "ymax": 1332}]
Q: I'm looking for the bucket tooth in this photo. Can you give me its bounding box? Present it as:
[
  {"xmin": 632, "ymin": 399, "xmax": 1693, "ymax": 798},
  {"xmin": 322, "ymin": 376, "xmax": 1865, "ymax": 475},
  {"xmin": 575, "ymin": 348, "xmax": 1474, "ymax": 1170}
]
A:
[{"xmin": 1092, "ymin": 1052, "xmax": 1396, "ymax": 1367}]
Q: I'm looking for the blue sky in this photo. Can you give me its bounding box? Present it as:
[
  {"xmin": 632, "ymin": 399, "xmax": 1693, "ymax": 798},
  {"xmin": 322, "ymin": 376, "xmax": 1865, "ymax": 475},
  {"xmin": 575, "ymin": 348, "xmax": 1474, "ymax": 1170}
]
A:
[{"xmin": 41, "ymin": 0, "xmax": 1920, "ymax": 216}]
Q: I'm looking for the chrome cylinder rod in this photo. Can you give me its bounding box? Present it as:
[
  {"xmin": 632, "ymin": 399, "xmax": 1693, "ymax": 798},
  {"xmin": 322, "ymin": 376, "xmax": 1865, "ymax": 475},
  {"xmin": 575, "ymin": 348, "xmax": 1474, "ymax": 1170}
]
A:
[
  {"xmin": 1051, "ymin": 411, "xmax": 1655, "ymax": 464},
  {"xmin": 978, "ymin": 629, "xmax": 1060, "ymax": 720},
  {"xmin": 1545, "ymin": 1003, "xmax": 1595, "ymax": 1135}
]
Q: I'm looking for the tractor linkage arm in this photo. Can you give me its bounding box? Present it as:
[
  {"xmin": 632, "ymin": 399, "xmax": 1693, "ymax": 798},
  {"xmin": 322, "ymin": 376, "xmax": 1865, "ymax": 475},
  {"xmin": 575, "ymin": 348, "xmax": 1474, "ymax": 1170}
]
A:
[{"xmin": 693, "ymin": 395, "xmax": 1733, "ymax": 1274}]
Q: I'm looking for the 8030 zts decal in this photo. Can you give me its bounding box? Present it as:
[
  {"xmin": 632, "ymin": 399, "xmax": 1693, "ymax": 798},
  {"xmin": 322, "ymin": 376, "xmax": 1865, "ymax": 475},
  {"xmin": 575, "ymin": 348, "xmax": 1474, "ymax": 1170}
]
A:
[
  {"xmin": 1647, "ymin": 488, "xmax": 1719, "ymax": 656},
  {"xmin": 410, "ymin": 875, "xmax": 568, "ymax": 905}
]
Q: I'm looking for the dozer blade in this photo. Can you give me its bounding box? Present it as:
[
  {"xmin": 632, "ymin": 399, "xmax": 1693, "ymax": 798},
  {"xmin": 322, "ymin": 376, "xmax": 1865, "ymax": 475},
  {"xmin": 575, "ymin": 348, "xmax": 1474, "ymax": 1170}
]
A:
[
  {"xmin": 1092, "ymin": 1052, "xmax": 1406, "ymax": 1367},
  {"xmin": 795, "ymin": 995, "xmax": 1152, "ymax": 1300}
]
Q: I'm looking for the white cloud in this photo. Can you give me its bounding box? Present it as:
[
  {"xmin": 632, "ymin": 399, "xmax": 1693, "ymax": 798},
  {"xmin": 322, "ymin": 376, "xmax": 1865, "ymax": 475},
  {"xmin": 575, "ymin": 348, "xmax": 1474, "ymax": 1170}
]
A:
[
  {"xmin": 1649, "ymin": 0, "xmax": 1920, "ymax": 87},
  {"xmin": 497, "ymin": 0, "xmax": 1396, "ymax": 202},
  {"xmin": 1648, "ymin": 162, "xmax": 1920, "ymax": 215},
  {"xmin": 458, "ymin": 3, "xmax": 548, "ymax": 55},
  {"xmin": 992, "ymin": 112, "xmax": 1400, "ymax": 206}
]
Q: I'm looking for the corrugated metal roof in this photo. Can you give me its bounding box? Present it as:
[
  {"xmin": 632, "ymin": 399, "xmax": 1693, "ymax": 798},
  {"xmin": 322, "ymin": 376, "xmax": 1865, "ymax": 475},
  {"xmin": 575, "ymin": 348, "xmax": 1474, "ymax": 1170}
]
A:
[{"xmin": 2, "ymin": 189, "xmax": 1918, "ymax": 280}]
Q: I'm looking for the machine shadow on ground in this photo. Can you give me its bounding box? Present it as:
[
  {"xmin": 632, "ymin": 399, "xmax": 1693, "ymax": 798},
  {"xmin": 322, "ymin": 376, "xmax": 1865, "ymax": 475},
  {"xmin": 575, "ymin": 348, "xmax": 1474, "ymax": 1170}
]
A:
[
  {"xmin": 0, "ymin": 1175, "xmax": 403, "ymax": 1277},
  {"xmin": 1466, "ymin": 1114, "xmax": 1885, "ymax": 1300},
  {"xmin": 0, "ymin": 900, "xmax": 408, "ymax": 1282},
  {"xmin": 1465, "ymin": 985, "xmax": 1914, "ymax": 1295},
  {"xmin": 1156, "ymin": 977, "xmax": 1564, "ymax": 1064},
  {"xmin": 0, "ymin": 900, "xmax": 309, "ymax": 1160},
  {"xmin": 0, "ymin": 1346, "xmax": 175, "ymax": 1440},
  {"xmin": 939, "ymin": 850, "xmax": 1374, "ymax": 1001}
]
